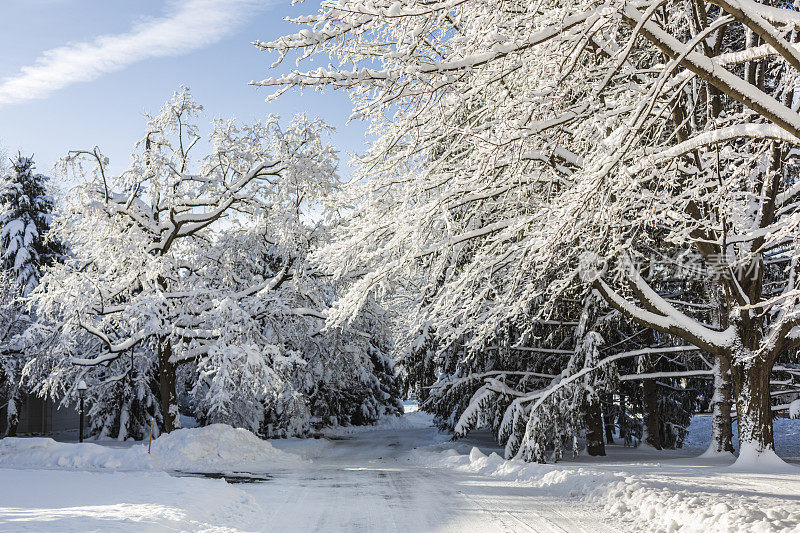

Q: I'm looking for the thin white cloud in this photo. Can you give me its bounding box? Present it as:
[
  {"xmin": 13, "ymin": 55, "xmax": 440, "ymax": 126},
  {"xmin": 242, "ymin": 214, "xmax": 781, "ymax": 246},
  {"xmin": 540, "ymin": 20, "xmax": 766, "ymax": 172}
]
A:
[{"xmin": 0, "ymin": 0, "xmax": 265, "ymax": 106}]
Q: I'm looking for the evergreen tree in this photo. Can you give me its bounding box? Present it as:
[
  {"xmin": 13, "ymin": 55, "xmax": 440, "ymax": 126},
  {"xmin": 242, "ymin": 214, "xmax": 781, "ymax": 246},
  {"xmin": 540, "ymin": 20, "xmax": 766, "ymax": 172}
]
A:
[{"xmin": 0, "ymin": 154, "xmax": 61, "ymax": 295}]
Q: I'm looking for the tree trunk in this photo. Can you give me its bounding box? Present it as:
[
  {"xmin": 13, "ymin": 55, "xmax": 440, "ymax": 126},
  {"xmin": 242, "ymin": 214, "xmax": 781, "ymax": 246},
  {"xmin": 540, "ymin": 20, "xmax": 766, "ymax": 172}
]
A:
[
  {"xmin": 4, "ymin": 387, "xmax": 20, "ymax": 437},
  {"xmin": 602, "ymin": 394, "xmax": 615, "ymax": 444},
  {"xmin": 639, "ymin": 325, "xmax": 662, "ymax": 450},
  {"xmin": 585, "ymin": 396, "xmax": 606, "ymax": 456},
  {"xmin": 707, "ymin": 353, "xmax": 735, "ymax": 455},
  {"xmin": 731, "ymin": 357, "xmax": 774, "ymax": 454},
  {"xmin": 642, "ymin": 378, "xmax": 662, "ymax": 449},
  {"xmin": 158, "ymin": 339, "xmax": 181, "ymax": 433}
]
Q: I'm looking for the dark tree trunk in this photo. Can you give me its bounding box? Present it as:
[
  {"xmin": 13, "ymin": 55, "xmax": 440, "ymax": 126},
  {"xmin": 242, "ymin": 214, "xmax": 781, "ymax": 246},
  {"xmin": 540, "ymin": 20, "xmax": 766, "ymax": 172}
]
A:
[
  {"xmin": 158, "ymin": 339, "xmax": 180, "ymax": 433},
  {"xmin": 640, "ymin": 328, "xmax": 662, "ymax": 450},
  {"xmin": 5, "ymin": 388, "xmax": 21, "ymax": 437},
  {"xmin": 731, "ymin": 356, "xmax": 774, "ymax": 454},
  {"xmin": 708, "ymin": 353, "xmax": 735, "ymax": 454},
  {"xmin": 642, "ymin": 378, "xmax": 662, "ymax": 450},
  {"xmin": 704, "ymin": 283, "xmax": 734, "ymax": 454},
  {"xmin": 585, "ymin": 397, "xmax": 606, "ymax": 456},
  {"xmin": 602, "ymin": 395, "xmax": 615, "ymax": 444}
]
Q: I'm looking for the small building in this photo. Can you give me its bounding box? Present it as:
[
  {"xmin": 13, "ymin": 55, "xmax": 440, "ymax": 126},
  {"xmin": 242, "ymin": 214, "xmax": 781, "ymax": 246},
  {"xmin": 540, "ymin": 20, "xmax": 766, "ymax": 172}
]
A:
[{"xmin": 1, "ymin": 393, "xmax": 83, "ymax": 437}]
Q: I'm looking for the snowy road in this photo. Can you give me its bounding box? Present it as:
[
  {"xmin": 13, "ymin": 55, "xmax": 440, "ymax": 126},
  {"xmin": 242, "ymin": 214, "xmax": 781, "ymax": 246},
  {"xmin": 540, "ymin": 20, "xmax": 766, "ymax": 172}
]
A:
[
  {"xmin": 256, "ymin": 424, "xmax": 615, "ymax": 532},
  {"xmin": 0, "ymin": 422, "xmax": 617, "ymax": 532}
]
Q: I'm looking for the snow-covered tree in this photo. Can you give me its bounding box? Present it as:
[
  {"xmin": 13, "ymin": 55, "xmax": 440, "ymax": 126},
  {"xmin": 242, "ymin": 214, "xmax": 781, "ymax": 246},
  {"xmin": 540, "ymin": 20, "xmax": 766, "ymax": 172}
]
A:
[
  {"xmin": 185, "ymin": 224, "xmax": 402, "ymax": 436},
  {"xmin": 256, "ymin": 0, "xmax": 800, "ymax": 460},
  {"xmin": 25, "ymin": 88, "xmax": 401, "ymax": 438},
  {"xmin": 0, "ymin": 155, "xmax": 61, "ymax": 295}
]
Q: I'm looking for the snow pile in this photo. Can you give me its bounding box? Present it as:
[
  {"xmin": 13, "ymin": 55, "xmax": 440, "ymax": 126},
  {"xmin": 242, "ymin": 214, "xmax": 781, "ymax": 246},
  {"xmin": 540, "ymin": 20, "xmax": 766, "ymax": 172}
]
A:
[
  {"xmin": 411, "ymin": 445, "xmax": 800, "ymax": 532},
  {"xmin": 602, "ymin": 477, "xmax": 800, "ymax": 532},
  {"xmin": 733, "ymin": 443, "xmax": 796, "ymax": 471},
  {"xmin": 0, "ymin": 424, "xmax": 303, "ymax": 473},
  {"xmin": 149, "ymin": 424, "xmax": 302, "ymax": 472},
  {"xmin": 411, "ymin": 446, "xmax": 617, "ymax": 498},
  {"xmin": 0, "ymin": 437, "xmax": 152, "ymax": 471}
]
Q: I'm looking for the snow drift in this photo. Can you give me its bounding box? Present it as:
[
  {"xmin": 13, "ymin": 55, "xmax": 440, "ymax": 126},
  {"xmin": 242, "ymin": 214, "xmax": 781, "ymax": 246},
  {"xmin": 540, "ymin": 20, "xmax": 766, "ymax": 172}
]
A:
[
  {"xmin": 0, "ymin": 424, "xmax": 302, "ymax": 473},
  {"xmin": 0, "ymin": 436, "xmax": 152, "ymax": 471}
]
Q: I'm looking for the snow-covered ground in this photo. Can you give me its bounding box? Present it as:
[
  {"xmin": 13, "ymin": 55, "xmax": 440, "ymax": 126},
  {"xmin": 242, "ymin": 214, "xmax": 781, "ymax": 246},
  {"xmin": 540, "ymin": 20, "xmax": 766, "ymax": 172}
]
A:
[
  {"xmin": 411, "ymin": 414, "xmax": 800, "ymax": 533},
  {"xmin": 0, "ymin": 411, "xmax": 797, "ymax": 532}
]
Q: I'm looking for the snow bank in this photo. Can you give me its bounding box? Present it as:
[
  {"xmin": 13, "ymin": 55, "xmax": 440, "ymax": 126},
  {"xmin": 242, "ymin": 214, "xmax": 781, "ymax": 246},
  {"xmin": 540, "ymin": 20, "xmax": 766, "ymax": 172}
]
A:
[
  {"xmin": 149, "ymin": 423, "xmax": 301, "ymax": 472},
  {"xmin": 0, "ymin": 424, "xmax": 302, "ymax": 474},
  {"xmin": 602, "ymin": 477, "xmax": 800, "ymax": 532},
  {"xmin": 411, "ymin": 445, "xmax": 800, "ymax": 532},
  {"xmin": 411, "ymin": 446, "xmax": 616, "ymax": 498},
  {"xmin": 733, "ymin": 442, "xmax": 796, "ymax": 472},
  {"xmin": 0, "ymin": 437, "xmax": 153, "ymax": 471}
]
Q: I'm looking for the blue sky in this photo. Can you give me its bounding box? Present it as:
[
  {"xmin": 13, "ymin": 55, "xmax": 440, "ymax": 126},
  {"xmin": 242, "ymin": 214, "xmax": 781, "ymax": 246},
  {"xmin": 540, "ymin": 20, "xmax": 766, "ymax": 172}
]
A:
[{"xmin": 0, "ymin": 0, "xmax": 366, "ymax": 179}]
